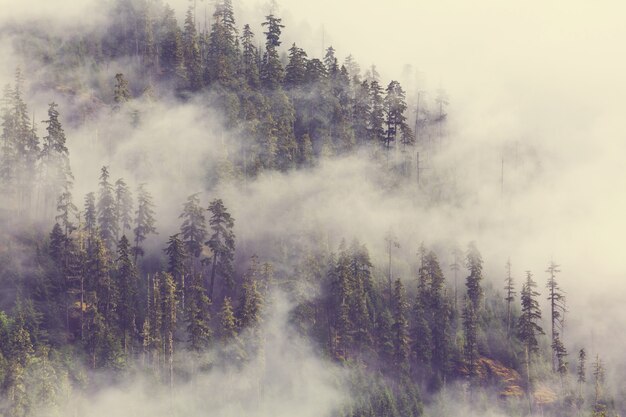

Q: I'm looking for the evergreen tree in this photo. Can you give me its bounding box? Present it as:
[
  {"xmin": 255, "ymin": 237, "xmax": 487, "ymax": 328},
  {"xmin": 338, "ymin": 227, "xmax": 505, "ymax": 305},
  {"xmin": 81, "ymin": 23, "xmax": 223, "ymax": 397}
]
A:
[
  {"xmin": 182, "ymin": 6, "xmax": 203, "ymax": 91},
  {"xmin": 185, "ymin": 273, "xmax": 211, "ymax": 352},
  {"xmin": 40, "ymin": 102, "xmax": 72, "ymax": 219},
  {"xmin": 115, "ymin": 235, "xmax": 137, "ymax": 354},
  {"xmin": 164, "ymin": 233, "xmax": 187, "ymax": 306},
  {"xmin": 353, "ymin": 79, "xmax": 371, "ymax": 144},
  {"xmin": 205, "ymin": 0, "xmax": 240, "ymax": 88},
  {"xmin": 376, "ymin": 309, "xmax": 395, "ymax": 367},
  {"xmin": 426, "ymin": 251, "xmax": 451, "ymax": 380},
  {"xmin": 159, "ymin": 5, "xmax": 186, "ymax": 87},
  {"xmin": 577, "ymin": 348, "xmax": 586, "ymax": 401},
  {"xmin": 465, "ymin": 242, "xmax": 483, "ymax": 309},
  {"xmin": 592, "ymin": 355, "xmax": 606, "ymax": 416},
  {"xmin": 133, "ymin": 183, "xmax": 157, "ymax": 261},
  {"xmin": 284, "ymin": 43, "xmax": 308, "ymax": 89},
  {"xmin": 113, "ymin": 73, "xmax": 131, "ymax": 111},
  {"xmin": 391, "ymin": 278, "xmax": 410, "ymax": 374},
  {"xmin": 205, "ymin": 198, "xmax": 235, "ymax": 299},
  {"xmin": 462, "ymin": 296, "xmax": 479, "ymax": 379},
  {"xmin": 546, "ymin": 260, "xmax": 566, "ymax": 373},
  {"xmin": 179, "ymin": 193, "xmax": 207, "ymax": 272},
  {"xmin": 83, "ymin": 192, "xmax": 97, "ymax": 241},
  {"xmin": 517, "ymin": 271, "xmax": 544, "ymax": 398},
  {"xmin": 368, "ymin": 81, "xmax": 385, "ymax": 144},
  {"xmin": 55, "ymin": 183, "xmax": 77, "ymax": 237},
  {"xmin": 240, "ymin": 24, "xmax": 260, "ymax": 89},
  {"xmin": 260, "ymin": 14, "xmax": 285, "ymax": 90},
  {"xmin": 504, "ymin": 258, "xmax": 516, "ymax": 336},
  {"xmin": 159, "ymin": 272, "xmax": 177, "ymax": 388},
  {"xmin": 97, "ymin": 166, "xmax": 117, "ymax": 250},
  {"xmin": 114, "ymin": 178, "xmax": 133, "ymax": 242}
]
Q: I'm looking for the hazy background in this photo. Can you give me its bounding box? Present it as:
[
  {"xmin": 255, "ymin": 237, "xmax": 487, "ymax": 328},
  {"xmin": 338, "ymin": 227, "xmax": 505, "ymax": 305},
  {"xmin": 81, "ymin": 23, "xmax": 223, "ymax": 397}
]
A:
[{"xmin": 1, "ymin": 0, "xmax": 625, "ymax": 405}]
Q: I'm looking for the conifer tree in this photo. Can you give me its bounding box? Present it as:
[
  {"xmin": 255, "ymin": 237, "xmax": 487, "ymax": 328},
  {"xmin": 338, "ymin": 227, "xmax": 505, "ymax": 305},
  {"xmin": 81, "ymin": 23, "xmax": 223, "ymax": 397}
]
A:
[
  {"xmin": 517, "ymin": 271, "xmax": 544, "ymax": 400},
  {"xmin": 353, "ymin": 80, "xmax": 371, "ymax": 144},
  {"xmin": 40, "ymin": 102, "xmax": 72, "ymax": 219},
  {"xmin": 219, "ymin": 296, "xmax": 246, "ymax": 363},
  {"xmin": 592, "ymin": 355, "xmax": 606, "ymax": 416},
  {"xmin": 97, "ymin": 166, "xmax": 117, "ymax": 250},
  {"xmin": 159, "ymin": 272, "xmax": 177, "ymax": 388},
  {"xmin": 260, "ymin": 14, "xmax": 285, "ymax": 90},
  {"xmin": 182, "ymin": 7, "xmax": 203, "ymax": 91},
  {"xmin": 113, "ymin": 73, "xmax": 131, "ymax": 112},
  {"xmin": 391, "ymin": 278, "xmax": 410, "ymax": 374},
  {"xmin": 284, "ymin": 43, "xmax": 308, "ymax": 89},
  {"xmin": 180, "ymin": 193, "xmax": 207, "ymax": 273},
  {"xmin": 205, "ymin": 0, "xmax": 239, "ymax": 88},
  {"xmin": 546, "ymin": 260, "xmax": 566, "ymax": 373},
  {"xmin": 463, "ymin": 243, "xmax": 483, "ymax": 380},
  {"xmin": 165, "ymin": 234, "xmax": 187, "ymax": 303},
  {"xmin": 185, "ymin": 273, "xmax": 211, "ymax": 352},
  {"xmin": 240, "ymin": 24, "xmax": 260, "ymax": 89},
  {"xmin": 426, "ymin": 251, "xmax": 451, "ymax": 380},
  {"xmin": 376, "ymin": 309, "xmax": 395, "ymax": 367},
  {"xmin": 577, "ymin": 348, "xmax": 586, "ymax": 404},
  {"xmin": 219, "ymin": 296, "xmax": 237, "ymax": 343},
  {"xmin": 368, "ymin": 81, "xmax": 385, "ymax": 144},
  {"xmin": 205, "ymin": 198, "xmax": 235, "ymax": 299},
  {"xmin": 84, "ymin": 192, "xmax": 97, "ymax": 242},
  {"xmin": 55, "ymin": 183, "xmax": 77, "ymax": 238},
  {"xmin": 115, "ymin": 235, "xmax": 137, "ymax": 355},
  {"xmin": 504, "ymin": 258, "xmax": 516, "ymax": 336},
  {"xmin": 159, "ymin": 5, "xmax": 186, "ymax": 86},
  {"xmin": 133, "ymin": 183, "xmax": 157, "ymax": 261},
  {"xmin": 114, "ymin": 178, "xmax": 133, "ymax": 242}
]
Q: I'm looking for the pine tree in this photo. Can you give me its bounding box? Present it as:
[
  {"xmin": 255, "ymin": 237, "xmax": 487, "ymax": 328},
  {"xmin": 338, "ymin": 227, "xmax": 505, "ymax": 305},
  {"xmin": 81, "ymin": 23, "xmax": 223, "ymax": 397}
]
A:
[
  {"xmin": 40, "ymin": 102, "xmax": 72, "ymax": 219},
  {"xmin": 546, "ymin": 260, "xmax": 566, "ymax": 373},
  {"xmin": 353, "ymin": 79, "xmax": 371, "ymax": 145},
  {"xmin": 205, "ymin": 0, "xmax": 239, "ymax": 88},
  {"xmin": 179, "ymin": 193, "xmax": 207, "ymax": 272},
  {"xmin": 504, "ymin": 258, "xmax": 516, "ymax": 336},
  {"xmin": 376, "ymin": 309, "xmax": 395, "ymax": 367},
  {"xmin": 182, "ymin": 6, "xmax": 203, "ymax": 91},
  {"xmin": 237, "ymin": 278, "xmax": 263, "ymax": 330},
  {"xmin": 426, "ymin": 251, "xmax": 451, "ymax": 380},
  {"xmin": 159, "ymin": 5, "xmax": 186, "ymax": 87},
  {"xmin": 97, "ymin": 166, "xmax": 117, "ymax": 250},
  {"xmin": 113, "ymin": 73, "xmax": 131, "ymax": 112},
  {"xmin": 133, "ymin": 183, "xmax": 157, "ymax": 261},
  {"xmin": 284, "ymin": 43, "xmax": 307, "ymax": 89},
  {"xmin": 577, "ymin": 348, "xmax": 586, "ymax": 403},
  {"xmin": 240, "ymin": 24, "xmax": 260, "ymax": 89},
  {"xmin": 462, "ymin": 296, "xmax": 479, "ymax": 379},
  {"xmin": 205, "ymin": 198, "xmax": 235, "ymax": 299},
  {"xmin": 463, "ymin": 243, "xmax": 483, "ymax": 380},
  {"xmin": 592, "ymin": 355, "xmax": 606, "ymax": 416},
  {"xmin": 55, "ymin": 183, "xmax": 77, "ymax": 237},
  {"xmin": 391, "ymin": 278, "xmax": 410, "ymax": 374},
  {"xmin": 260, "ymin": 14, "xmax": 285, "ymax": 90},
  {"xmin": 411, "ymin": 274, "xmax": 432, "ymax": 369},
  {"xmin": 115, "ymin": 235, "xmax": 137, "ymax": 355},
  {"xmin": 114, "ymin": 178, "xmax": 133, "ymax": 242},
  {"xmin": 164, "ymin": 234, "xmax": 187, "ymax": 306},
  {"xmin": 465, "ymin": 242, "xmax": 483, "ymax": 309},
  {"xmin": 185, "ymin": 273, "xmax": 211, "ymax": 352},
  {"xmin": 83, "ymin": 192, "xmax": 97, "ymax": 242},
  {"xmin": 517, "ymin": 271, "xmax": 544, "ymax": 401},
  {"xmin": 368, "ymin": 81, "xmax": 385, "ymax": 144},
  {"xmin": 159, "ymin": 272, "xmax": 177, "ymax": 388},
  {"xmin": 219, "ymin": 296, "xmax": 237, "ymax": 342}
]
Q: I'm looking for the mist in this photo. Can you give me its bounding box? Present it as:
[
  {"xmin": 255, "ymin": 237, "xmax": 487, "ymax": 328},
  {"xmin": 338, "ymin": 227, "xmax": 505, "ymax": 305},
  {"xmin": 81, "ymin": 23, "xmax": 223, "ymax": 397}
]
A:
[{"xmin": 1, "ymin": 0, "xmax": 625, "ymax": 415}]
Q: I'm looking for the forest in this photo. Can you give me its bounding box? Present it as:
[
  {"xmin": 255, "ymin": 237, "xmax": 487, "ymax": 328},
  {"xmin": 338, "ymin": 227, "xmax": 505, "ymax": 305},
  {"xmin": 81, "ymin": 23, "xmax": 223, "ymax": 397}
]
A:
[{"xmin": 0, "ymin": 0, "xmax": 622, "ymax": 416}]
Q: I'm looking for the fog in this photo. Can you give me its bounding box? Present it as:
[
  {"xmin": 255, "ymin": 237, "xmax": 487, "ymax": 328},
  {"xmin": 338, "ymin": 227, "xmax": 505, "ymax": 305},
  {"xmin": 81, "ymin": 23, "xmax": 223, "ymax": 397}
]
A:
[{"xmin": 1, "ymin": 0, "xmax": 625, "ymax": 414}]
